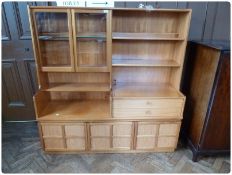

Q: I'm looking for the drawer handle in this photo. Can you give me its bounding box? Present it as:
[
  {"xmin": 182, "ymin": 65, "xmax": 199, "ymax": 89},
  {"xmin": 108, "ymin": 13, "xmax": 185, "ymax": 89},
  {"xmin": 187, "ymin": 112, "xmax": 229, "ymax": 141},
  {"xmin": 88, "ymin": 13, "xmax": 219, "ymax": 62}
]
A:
[{"xmin": 146, "ymin": 110, "xmax": 151, "ymax": 115}]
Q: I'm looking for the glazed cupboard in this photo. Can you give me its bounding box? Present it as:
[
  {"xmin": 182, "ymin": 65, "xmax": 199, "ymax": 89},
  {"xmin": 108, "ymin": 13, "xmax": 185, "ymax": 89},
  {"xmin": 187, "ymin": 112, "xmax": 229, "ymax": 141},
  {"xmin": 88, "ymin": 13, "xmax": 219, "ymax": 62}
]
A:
[{"xmin": 29, "ymin": 6, "xmax": 191, "ymax": 153}]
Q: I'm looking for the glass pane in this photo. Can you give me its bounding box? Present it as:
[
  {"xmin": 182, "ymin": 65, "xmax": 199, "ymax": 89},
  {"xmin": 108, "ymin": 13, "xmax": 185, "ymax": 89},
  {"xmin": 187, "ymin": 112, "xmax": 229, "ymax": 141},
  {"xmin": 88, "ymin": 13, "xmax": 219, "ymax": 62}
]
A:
[
  {"xmin": 75, "ymin": 12, "xmax": 107, "ymax": 68},
  {"xmin": 76, "ymin": 13, "xmax": 106, "ymax": 37},
  {"xmin": 77, "ymin": 38, "xmax": 106, "ymax": 67},
  {"xmin": 35, "ymin": 12, "xmax": 71, "ymax": 67}
]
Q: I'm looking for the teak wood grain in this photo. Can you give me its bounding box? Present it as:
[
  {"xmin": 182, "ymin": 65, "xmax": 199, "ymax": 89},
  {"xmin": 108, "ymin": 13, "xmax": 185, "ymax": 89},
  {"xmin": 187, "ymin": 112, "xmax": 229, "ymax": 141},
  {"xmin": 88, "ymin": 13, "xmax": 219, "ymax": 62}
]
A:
[{"xmin": 29, "ymin": 6, "xmax": 191, "ymax": 153}]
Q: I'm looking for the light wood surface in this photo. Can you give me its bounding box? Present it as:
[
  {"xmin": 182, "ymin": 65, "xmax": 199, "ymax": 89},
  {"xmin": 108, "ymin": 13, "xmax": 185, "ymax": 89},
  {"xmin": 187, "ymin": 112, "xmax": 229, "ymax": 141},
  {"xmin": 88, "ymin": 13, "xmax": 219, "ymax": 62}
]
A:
[
  {"xmin": 43, "ymin": 83, "xmax": 111, "ymax": 92},
  {"xmin": 157, "ymin": 137, "xmax": 176, "ymax": 148},
  {"xmin": 112, "ymin": 32, "xmax": 184, "ymax": 40},
  {"xmin": 112, "ymin": 59, "xmax": 180, "ymax": 67},
  {"xmin": 39, "ymin": 100, "xmax": 110, "ymax": 120},
  {"xmin": 112, "ymin": 83, "xmax": 184, "ymax": 98}
]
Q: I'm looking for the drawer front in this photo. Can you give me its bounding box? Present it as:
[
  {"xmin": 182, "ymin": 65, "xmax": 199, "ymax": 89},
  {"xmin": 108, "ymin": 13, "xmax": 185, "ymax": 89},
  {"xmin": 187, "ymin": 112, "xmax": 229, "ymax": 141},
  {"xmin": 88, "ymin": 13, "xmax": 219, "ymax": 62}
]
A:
[
  {"xmin": 42, "ymin": 124, "xmax": 62, "ymax": 137},
  {"xmin": 113, "ymin": 98, "xmax": 184, "ymax": 118},
  {"xmin": 113, "ymin": 137, "xmax": 131, "ymax": 149},
  {"xmin": 65, "ymin": 124, "xmax": 85, "ymax": 137},
  {"xmin": 113, "ymin": 123, "xmax": 132, "ymax": 136},
  {"xmin": 66, "ymin": 138, "xmax": 85, "ymax": 150},
  {"xmin": 90, "ymin": 124, "xmax": 111, "ymax": 137},
  {"xmin": 91, "ymin": 138, "xmax": 110, "ymax": 150},
  {"xmin": 44, "ymin": 138, "xmax": 65, "ymax": 149},
  {"xmin": 113, "ymin": 99, "xmax": 184, "ymax": 109},
  {"xmin": 113, "ymin": 108, "xmax": 182, "ymax": 118}
]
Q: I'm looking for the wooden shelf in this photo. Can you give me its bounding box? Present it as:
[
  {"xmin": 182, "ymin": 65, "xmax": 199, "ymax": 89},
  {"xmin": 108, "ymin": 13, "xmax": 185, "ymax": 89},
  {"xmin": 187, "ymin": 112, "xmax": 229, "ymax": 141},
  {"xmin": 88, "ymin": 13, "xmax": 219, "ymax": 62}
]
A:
[
  {"xmin": 76, "ymin": 32, "xmax": 106, "ymax": 39},
  {"xmin": 38, "ymin": 32, "xmax": 69, "ymax": 41},
  {"xmin": 112, "ymin": 32, "xmax": 184, "ymax": 40},
  {"xmin": 43, "ymin": 83, "xmax": 111, "ymax": 92},
  {"xmin": 112, "ymin": 59, "xmax": 180, "ymax": 67},
  {"xmin": 38, "ymin": 100, "xmax": 110, "ymax": 120},
  {"xmin": 112, "ymin": 83, "xmax": 184, "ymax": 98}
]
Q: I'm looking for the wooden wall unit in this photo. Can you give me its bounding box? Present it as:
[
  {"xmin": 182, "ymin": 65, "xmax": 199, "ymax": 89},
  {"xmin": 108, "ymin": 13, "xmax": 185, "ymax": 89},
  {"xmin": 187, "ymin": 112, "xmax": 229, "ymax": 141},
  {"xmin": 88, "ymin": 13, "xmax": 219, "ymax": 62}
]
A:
[
  {"xmin": 29, "ymin": 6, "xmax": 191, "ymax": 153},
  {"xmin": 181, "ymin": 41, "xmax": 230, "ymax": 161}
]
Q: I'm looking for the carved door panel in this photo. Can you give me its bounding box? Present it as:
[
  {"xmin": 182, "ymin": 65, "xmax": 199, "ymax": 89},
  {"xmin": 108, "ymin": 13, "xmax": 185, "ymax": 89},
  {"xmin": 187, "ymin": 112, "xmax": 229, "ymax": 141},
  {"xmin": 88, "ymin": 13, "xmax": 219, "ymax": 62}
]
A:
[{"xmin": 2, "ymin": 2, "xmax": 50, "ymax": 121}]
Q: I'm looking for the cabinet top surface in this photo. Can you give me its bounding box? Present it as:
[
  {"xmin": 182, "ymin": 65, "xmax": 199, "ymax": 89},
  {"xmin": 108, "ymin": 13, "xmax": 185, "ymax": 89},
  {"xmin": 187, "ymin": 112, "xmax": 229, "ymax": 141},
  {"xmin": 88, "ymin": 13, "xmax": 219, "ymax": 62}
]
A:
[
  {"xmin": 190, "ymin": 40, "xmax": 230, "ymax": 51},
  {"xmin": 29, "ymin": 6, "xmax": 192, "ymax": 12}
]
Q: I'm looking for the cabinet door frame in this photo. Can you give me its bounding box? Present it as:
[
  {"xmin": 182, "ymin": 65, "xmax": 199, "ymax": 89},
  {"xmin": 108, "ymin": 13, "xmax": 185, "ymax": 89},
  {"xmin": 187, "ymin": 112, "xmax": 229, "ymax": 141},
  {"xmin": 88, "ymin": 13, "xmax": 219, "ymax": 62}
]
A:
[
  {"xmin": 30, "ymin": 8, "xmax": 75, "ymax": 72},
  {"xmin": 71, "ymin": 9, "xmax": 112, "ymax": 72}
]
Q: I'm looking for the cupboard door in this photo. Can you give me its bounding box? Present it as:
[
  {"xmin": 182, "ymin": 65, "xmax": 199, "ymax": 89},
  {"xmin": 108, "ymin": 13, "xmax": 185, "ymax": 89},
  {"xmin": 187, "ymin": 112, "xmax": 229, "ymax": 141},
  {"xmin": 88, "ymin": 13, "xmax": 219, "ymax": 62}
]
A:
[
  {"xmin": 159, "ymin": 123, "xmax": 180, "ymax": 136},
  {"xmin": 113, "ymin": 137, "xmax": 131, "ymax": 149},
  {"xmin": 72, "ymin": 9, "xmax": 111, "ymax": 72},
  {"xmin": 136, "ymin": 137, "xmax": 156, "ymax": 150},
  {"xmin": 135, "ymin": 122, "xmax": 157, "ymax": 150},
  {"xmin": 65, "ymin": 124, "xmax": 85, "ymax": 137},
  {"xmin": 90, "ymin": 123, "xmax": 111, "ymax": 137},
  {"xmin": 137, "ymin": 123, "xmax": 158, "ymax": 136},
  {"xmin": 41, "ymin": 124, "xmax": 62, "ymax": 137},
  {"xmin": 66, "ymin": 138, "xmax": 85, "ymax": 150},
  {"xmin": 91, "ymin": 138, "xmax": 111, "ymax": 150},
  {"xmin": 32, "ymin": 9, "xmax": 74, "ymax": 72},
  {"xmin": 44, "ymin": 138, "xmax": 65, "ymax": 150},
  {"xmin": 113, "ymin": 122, "xmax": 132, "ymax": 136},
  {"xmin": 157, "ymin": 137, "xmax": 177, "ymax": 148}
]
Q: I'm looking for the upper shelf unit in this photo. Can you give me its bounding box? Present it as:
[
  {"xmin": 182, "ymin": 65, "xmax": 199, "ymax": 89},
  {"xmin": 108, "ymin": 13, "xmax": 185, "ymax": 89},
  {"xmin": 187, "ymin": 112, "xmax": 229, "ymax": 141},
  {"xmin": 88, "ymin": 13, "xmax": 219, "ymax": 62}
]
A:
[{"xmin": 112, "ymin": 10, "xmax": 190, "ymax": 40}]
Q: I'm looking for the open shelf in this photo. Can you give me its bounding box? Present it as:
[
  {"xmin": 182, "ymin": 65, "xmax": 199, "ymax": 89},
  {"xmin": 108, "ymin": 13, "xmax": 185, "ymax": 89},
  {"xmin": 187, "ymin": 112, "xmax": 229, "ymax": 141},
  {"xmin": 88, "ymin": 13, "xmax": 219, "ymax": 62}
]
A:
[
  {"xmin": 43, "ymin": 83, "xmax": 111, "ymax": 92},
  {"xmin": 112, "ymin": 58, "xmax": 180, "ymax": 67},
  {"xmin": 112, "ymin": 83, "xmax": 184, "ymax": 98},
  {"xmin": 112, "ymin": 32, "xmax": 184, "ymax": 40},
  {"xmin": 38, "ymin": 100, "xmax": 110, "ymax": 120}
]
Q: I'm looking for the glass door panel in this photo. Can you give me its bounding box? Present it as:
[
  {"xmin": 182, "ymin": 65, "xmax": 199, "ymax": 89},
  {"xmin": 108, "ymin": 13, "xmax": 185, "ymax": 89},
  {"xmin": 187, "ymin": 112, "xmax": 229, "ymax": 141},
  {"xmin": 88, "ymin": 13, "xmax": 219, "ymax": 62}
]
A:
[
  {"xmin": 34, "ymin": 10, "xmax": 74, "ymax": 72},
  {"xmin": 73, "ymin": 10, "xmax": 110, "ymax": 72}
]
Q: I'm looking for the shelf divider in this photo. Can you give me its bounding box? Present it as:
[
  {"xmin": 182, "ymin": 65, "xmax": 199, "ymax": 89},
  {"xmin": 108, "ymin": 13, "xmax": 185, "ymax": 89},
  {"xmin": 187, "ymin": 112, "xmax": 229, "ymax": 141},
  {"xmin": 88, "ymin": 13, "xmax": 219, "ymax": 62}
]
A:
[
  {"xmin": 112, "ymin": 32, "xmax": 184, "ymax": 40},
  {"xmin": 43, "ymin": 83, "xmax": 111, "ymax": 92}
]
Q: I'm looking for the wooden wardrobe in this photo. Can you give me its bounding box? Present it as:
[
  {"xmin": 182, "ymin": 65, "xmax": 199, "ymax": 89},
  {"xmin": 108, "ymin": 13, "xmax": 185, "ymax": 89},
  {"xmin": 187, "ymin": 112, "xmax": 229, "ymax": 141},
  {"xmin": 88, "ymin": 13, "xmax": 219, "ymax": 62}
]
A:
[
  {"xmin": 28, "ymin": 6, "xmax": 191, "ymax": 153},
  {"xmin": 181, "ymin": 40, "xmax": 230, "ymax": 161}
]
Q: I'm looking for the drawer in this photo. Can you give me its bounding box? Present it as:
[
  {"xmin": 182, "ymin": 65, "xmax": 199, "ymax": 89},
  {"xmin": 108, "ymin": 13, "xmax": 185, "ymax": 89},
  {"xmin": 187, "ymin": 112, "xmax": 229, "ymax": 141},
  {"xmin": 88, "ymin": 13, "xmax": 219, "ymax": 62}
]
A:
[
  {"xmin": 44, "ymin": 138, "xmax": 65, "ymax": 149},
  {"xmin": 157, "ymin": 137, "xmax": 177, "ymax": 148},
  {"xmin": 113, "ymin": 98, "xmax": 184, "ymax": 118},
  {"xmin": 65, "ymin": 124, "xmax": 85, "ymax": 137},
  {"xmin": 90, "ymin": 124, "xmax": 111, "ymax": 137},
  {"xmin": 113, "ymin": 137, "xmax": 131, "ymax": 149},
  {"xmin": 159, "ymin": 123, "xmax": 180, "ymax": 136},
  {"xmin": 136, "ymin": 137, "xmax": 156, "ymax": 150},
  {"xmin": 66, "ymin": 138, "xmax": 85, "ymax": 150},
  {"xmin": 113, "ymin": 123, "xmax": 132, "ymax": 136},
  {"xmin": 113, "ymin": 108, "xmax": 182, "ymax": 118},
  {"xmin": 41, "ymin": 124, "xmax": 62, "ymax": 137},
  {"xmin": 91, "ymin": 138, "xmax": 110, "ymax": 150},
  {"xmin": 113, "ymin": 99, "xmax": 184, "ymax": 109},
  {"xmin": 137, "ymin": 122, "xmax": 158, "ymax": 136}
]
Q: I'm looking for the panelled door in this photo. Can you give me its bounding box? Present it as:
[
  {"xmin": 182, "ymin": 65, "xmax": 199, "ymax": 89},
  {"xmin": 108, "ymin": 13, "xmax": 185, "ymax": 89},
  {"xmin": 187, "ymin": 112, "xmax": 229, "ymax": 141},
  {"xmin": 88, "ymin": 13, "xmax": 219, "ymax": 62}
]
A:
[
  {"xmin": 72, "ymin": 9, "xmax": 112, "ymax": 72},
  {"xmin": 2, "ymin": 2, "xmax": 53, "ymax": 121}
]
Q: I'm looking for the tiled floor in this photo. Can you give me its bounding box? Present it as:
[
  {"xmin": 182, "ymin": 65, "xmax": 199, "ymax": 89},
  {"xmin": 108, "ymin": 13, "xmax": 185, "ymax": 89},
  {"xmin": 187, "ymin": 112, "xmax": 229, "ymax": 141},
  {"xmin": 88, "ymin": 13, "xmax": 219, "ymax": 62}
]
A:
[{"xmin": 2, "ymin": 122, "xmax": 230, "ymax": 173}]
